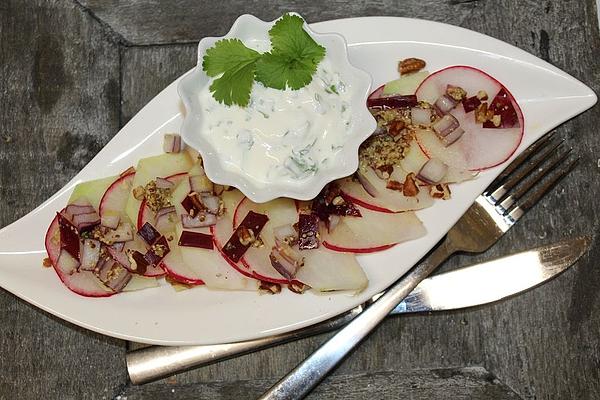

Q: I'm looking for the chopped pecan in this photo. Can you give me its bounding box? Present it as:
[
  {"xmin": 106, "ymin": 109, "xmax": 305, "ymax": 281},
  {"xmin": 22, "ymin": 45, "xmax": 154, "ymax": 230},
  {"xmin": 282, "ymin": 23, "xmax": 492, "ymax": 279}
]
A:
[
  {"xmin": 475, "ymin": 102, "xmax": 495, "ymax": 124},
  {"xmin": 446, "ymin": 85, "xmax": 467, "ymax": 101},
  {"xmin": 387, "ymin": 119, "xmax": 405, "ymax": 136},
  {"xmin": 288, "ymin": 282, "xmax": 309, "ymax": 294},
  {"xmin": 259, "ymin": 281, "xmax": 282, "ymax": 295},
  {"xmin": 331, "ymin": 196, "xmax": 345, "ymax": 206},
  {"xmin": 132, "ymin": 186, "xmax": 145, "ymax": 200},
  {"xmin": 402, "ymin": 173, "xmax": 420, "ymax": 197},
  {"xmin": 398, "ymin": 57, "xmax": 426, "ymax": 75},
  {"xmin": 42, "ymin": 257, "xmax": 52, "ymax": 268},
  {"xmin": 477, "ymin": 90, "xmax": 488, "ymax": 100},
  {"xmin": 375, "ymin": 164, "xmax": 394, "ymax": 179},
  {"xmin": 237, "ymin": 226, "xmax": 256, "ymax": 247},
  {"xmin": 386, "ymin": 180, "xmax": 403, "ymax": 191},
  {"xmin": 429, "ymin": 183, "xmax": 452, "ymax": 200}
]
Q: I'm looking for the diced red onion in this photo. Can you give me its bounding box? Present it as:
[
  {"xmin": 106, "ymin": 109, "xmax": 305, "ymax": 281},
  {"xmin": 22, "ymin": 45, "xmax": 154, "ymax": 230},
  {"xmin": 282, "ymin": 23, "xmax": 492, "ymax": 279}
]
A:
[
  {"xmin": 95, "ymin": 258, "xmax": 131, "ymax": 292},
  {"xmin": 80, "ymin": 239, "xmax": 101, "ymax": 271},
  {"xmin": 72, "ymin": 212, "xmax": 100, "ymax": 231},
  {"xmin": 372, "ymin": 126, "xmax": 387, "ymax": 136},
  {"xmin": 201, "ymin": 195, "xmax": 220, "ymax": 214},
  {"xmin": 104, "ymin": 223, "xmax": 134, "ymax": 243},
  {"xmin": 106, "ymin": 245, "xmax": 131, "ymax": 269},
  {"xmin": 432, "ymin": 114, "xmax": 460, "ymax": 138},
  {"xmin": 269, "ymin": 247, "xmax": 298, "ymax": 280},
  {"xmin": 163, "ymin": 133, "xmax": 183, "ymax": 153},
  {"xmin": 417, "ymin": 159, "xmax": 448, "ymax": 185},
  {"xmin": 434, "ymin": 95, "xmax": 457, "ymax": 114},
  {"xmin": 356, "ymin": 170, "xmax": 379, "ymax": 198},
  {"xmin": 101, "ymin": 213, "xmax": 120, "ymax": 230},
  {"xmin": 273, "ymin": 224, "xmax": 298, "ymax": 245},
  {"xmin": 410, "ymin": 107, "xmax": 432, "ymax": 126},
  {"xmin": 181, "ymin": 212, "xmax": 217, "ymax": 228},
  {"xmin": 65, "ymin": 204, "xmax": 96, "ymax": 219},
  {"xmin": 155, "ymin": 177, "xmax": 174, "ymax": 189},
  {"xmin": 440, "ymin": 127, "xmax": 464, "ymax": 146},
  {"xmin": 111, "ymin": 242, "xmax": 125, "ymax": 252}
]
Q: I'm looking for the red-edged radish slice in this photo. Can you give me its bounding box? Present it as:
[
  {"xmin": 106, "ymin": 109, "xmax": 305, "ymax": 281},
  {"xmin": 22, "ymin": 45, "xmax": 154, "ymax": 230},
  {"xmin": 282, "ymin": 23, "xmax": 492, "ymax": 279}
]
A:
[
  {"xmin": 125, "ymin": 152, "xmax": 194, "ymax": 223},
  {"xmin": 211, "ymin": 190, "xmax": 256, "ymax": 279},
  {"xmin": 123, "ymin": 275, "xmax": 159, "ymax": 292},
  {"xmin": 415, "ymin": 66, "xmax": 524, "ymax": 170},
  {"xmin": 295, "ymin": 247, "xmax": 368, "ymax": 292},
  {"xmin": 44, "ymin": 213, "xmax": 114, "ymax": 297},
  {"xmin": 323, "ymin": 205, "xmax": 426, "ymax": 253},
  {"xmin": 136, "ymin": 172, "xmax": 188, "ymax": 231},
  {"xmin": 339, "ymin": 168, "xmax": 434, "ymax": 213},
  {"xmin": 160, "ymin": 238, "xmax": 205, "ymax": 286},
  {"xmin": 234, "ymin": 197, "xmax": 299, "ymax": 283},
  {"xmin": 173, "ymin": 223, "xmax": 256, "ymax": 290},
  {"xmin": 99, "ymin": 172, "xmax": 135, "ymax": 228}
]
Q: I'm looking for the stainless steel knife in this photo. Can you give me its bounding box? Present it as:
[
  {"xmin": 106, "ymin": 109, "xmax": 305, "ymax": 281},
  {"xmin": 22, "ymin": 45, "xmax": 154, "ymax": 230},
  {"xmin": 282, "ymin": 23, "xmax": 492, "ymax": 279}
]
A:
[{"xmin": 127, "ymin": 236, "xmax": 589, "ymax": 384}]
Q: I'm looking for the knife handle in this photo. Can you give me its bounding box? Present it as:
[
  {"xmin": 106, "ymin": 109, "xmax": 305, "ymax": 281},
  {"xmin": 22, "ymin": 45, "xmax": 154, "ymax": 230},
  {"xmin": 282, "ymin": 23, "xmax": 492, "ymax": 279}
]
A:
[
  {"xmin": 258, "ymin": 239, "xmax": 454, "ymax": 400},
  {"xmin": 127, "ymin": 307, "xmax": 361, "ymax": 384}
]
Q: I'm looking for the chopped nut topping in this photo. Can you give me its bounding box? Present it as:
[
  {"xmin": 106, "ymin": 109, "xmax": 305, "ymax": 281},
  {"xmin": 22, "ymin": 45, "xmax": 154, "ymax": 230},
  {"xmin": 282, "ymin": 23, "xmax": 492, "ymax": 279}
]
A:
[
  {"xmin": 259, "ymin": 281, "xmax": 282, "ymax": 295},
  {"xmin": 133, "ymin": 186, "xmax": 145, "ymax": 200},
  {"xmin": 402, "ymin": 173, "xmax": 420, "ymax": 197},
  {"xmin": 151, "ymin": 243, "xmax": 168, "ymax": 257},
  {"xmin": 140, "ymin": 180, "xmax": 173, "ymax": 213},
  {"xmin": 476, "ymin": 90, "xmax": 488, "ymax": 100},
  {"xmin": 42, "ymin": 257, "xmax": 52, "ymax": 268},
  {"xmin": 386, "ymin": 180, "xmax": 404, "ymax": 191},
  {"xmin": 288, "ymin": 282, "xmax": 309, "ymax": 294},
  {"xmin": 398, "ymin": 57, "xmax": 426, "ymax": 75},
  {"xmin": 238, "ymin": 226, "xmax": 256, "ymax": 247},
  {"xmin": 475, "ymin": 102, "xmax": 495, "ymax": 124},
  {"xmin": 491, "ymin": 114, "xmax": 501, "ymax": 127},
  {"xmin": 387, "ymin": 120, "xmax": 405, "ymax": 136},
  {"xmin": 446, "ymin": 85, "xmax": 467, "ymax": 101},
  {"xmin": 429, "ymin": 183, "xmax": 452, "ymax": 200},
  {"xmin": 331, "ymin": 196, "xmax": 345, "ymax": 206}
]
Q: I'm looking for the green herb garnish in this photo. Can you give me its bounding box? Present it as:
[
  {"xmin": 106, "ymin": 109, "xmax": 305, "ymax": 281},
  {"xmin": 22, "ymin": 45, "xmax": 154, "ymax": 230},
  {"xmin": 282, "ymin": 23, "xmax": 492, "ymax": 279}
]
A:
[{"xmin": 202, "ymin": 14, "xmax": 326, "ymax": 107}]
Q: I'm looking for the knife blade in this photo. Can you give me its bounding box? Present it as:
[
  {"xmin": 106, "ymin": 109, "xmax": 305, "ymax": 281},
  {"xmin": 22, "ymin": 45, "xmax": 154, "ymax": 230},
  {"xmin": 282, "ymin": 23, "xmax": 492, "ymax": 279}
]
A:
[{"xmin": 127, "ymin": 236, "xmax": 589, "ymax": 384}]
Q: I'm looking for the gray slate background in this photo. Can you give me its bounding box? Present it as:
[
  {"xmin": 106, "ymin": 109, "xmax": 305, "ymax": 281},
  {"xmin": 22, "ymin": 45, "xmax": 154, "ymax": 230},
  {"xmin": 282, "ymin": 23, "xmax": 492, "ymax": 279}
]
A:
[{"xmin": 1, "ymin": 1, "xmax": 599, "ymax": 399}]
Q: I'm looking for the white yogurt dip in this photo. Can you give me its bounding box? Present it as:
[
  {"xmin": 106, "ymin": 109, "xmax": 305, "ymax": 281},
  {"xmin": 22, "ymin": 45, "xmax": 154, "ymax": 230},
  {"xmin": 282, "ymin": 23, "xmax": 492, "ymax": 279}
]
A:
[{"xmin": 198, "ymin": 42, "xmax": 354, "ymax": 187}]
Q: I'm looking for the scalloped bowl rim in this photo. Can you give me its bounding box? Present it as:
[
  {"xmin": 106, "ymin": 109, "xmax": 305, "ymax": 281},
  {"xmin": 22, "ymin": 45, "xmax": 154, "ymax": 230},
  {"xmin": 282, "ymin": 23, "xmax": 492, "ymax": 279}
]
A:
[{"xmin": 178, "ymin": 14, "xmax": 376, "ymax": 202}]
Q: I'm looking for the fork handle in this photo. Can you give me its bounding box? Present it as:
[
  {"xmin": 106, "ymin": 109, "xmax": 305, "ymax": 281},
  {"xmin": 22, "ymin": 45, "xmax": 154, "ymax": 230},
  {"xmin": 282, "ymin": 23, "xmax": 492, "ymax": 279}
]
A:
[{"xmin": 258, "ymin": 239, "xmax": 455, "ymax": 400}]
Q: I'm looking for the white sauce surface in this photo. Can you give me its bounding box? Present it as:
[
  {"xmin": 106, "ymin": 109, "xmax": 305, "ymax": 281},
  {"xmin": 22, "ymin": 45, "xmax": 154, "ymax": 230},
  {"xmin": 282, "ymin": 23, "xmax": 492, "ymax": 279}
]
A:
[{"xmin": 198, "ymin": 40, "xmax": 354, "ymax": 187}]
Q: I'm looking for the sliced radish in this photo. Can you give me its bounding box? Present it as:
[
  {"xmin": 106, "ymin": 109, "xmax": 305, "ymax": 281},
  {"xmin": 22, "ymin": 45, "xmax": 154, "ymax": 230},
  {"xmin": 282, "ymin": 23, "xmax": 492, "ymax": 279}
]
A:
[
  {"xmin": 68, "ymin": 175, "xmax": 118, "ymax": 213},
  {"xmin": 99, "ymin": 172, "xmax": 135, "ymax": 228},
  {"xmin": 401, "ymin": 138, "xmax": 476, "ymax": 183},
  {"xmin": 123, "ymin": 275, "xmax": 159, "ymax": 292},
  {"xmin": 382, "ymin": 70, "xmax": 429, "ymax": 96},
  {"xmin": 415, "ymin": 66, "xmax": 523, "ymax": 170},
  {"xmin": 211, "ymin": 190, "xmax": 256, "ymax": 279},
  {"xmin": 160, "ymin": 238, "xmax": 205, "ymax": 285},
  {"xmin": 234, "ymin": 197, "xmax": 299, "ymax": 283},
  {"xmin": 44, "ymin": 214, "xmax": 114, "ymax": 297},
  {"xmin": 295, "ymin": 247, "xmax": 368, "ymax": 292},
  {"xmin": 338, "ymin": 168, "xmax": 433, "ymax": 213},
  {"xmin": 125, "ymin": 152, "xmax": 194, "ymax": 224},
  {"xmin": 173, "ymin": 223, "xmax": 256, "ymax": 290},
  {"xmin": 323, "ymin": 205, "xmax": 426, "ymax": 253}
]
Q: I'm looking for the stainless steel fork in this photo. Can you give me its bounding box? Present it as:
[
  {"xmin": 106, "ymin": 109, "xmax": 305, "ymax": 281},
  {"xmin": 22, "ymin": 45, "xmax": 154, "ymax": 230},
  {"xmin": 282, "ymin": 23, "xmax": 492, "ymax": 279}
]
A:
[{"xmin": 259, "ymin": 132, "xmax": 578, "ymax": 400}]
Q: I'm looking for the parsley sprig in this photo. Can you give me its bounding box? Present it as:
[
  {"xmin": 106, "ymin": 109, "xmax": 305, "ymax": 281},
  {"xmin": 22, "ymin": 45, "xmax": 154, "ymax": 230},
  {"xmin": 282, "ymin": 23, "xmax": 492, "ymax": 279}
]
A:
[{"xmin": 202, "ymin": 14, "xmax": 326, "ymax": 107}]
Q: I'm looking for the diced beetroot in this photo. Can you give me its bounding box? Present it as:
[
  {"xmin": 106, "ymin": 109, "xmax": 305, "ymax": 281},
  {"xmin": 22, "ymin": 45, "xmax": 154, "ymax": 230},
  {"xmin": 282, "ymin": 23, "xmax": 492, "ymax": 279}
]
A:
[
  {"xmin": 131, "ymin": 250, "xmax": 150, "ymax": 275},
  {"xmin": 145, "ymin": 236, "xmax": 171, "ymax": 263},
  {"xmin": 298, "ymin": 213, "xmax": 320, "ymax": 250},
  {"xmin": 482, "ymin": 88, "xmax": 520, "ymax": 128},
  {"xmin": 462, "ymin": 95, "xmax": 481, "ymax": 113},
  {"xmin": 57, "ymin": 212, "xmax": 80, "ymax": 260},
  {"xmin": 138, "ymin": 222, "xmax": 161, "ymax": 245},
  {"xmin": 181, "ymin": 193, "xmax": 205, "ymax": 216},
  {"xmin": 178, "ymin": 231, "xmax": 213, "ymax": 250},
  {"xmin": 312, "ymin": 185, "xmax": 361, "ymax": 224},
  {"xmin": 223, "ymin": 211, "xmax": 269, "ymax": 262}
]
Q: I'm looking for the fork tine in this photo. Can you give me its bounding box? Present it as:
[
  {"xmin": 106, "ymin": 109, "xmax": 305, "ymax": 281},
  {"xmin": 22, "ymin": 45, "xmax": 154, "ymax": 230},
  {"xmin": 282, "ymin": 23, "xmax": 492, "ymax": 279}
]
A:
[
  {"xmin": 486, "ymin": 135, "xmax": 562, "ymax": 202},
  {"xmin": 497, "ymin": 148, "xmax": 572, "ymax": 211},
  {"xmin": 503, "ymin": 156, "xmax": 579, "ymax": 223},
  {"xmin": 485, "ymin": 132, "xmax": 556, "ymax": 195}
]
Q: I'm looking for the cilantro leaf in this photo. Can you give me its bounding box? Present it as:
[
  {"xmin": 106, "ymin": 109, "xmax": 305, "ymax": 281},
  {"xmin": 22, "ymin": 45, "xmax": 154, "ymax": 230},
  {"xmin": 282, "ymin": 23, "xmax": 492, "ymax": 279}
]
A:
[
  {"xmin": 268, "ymin": 14, "xmax": 325, "ymax": 65},
  {"xmin": 255, "ymin": 14, "xmax": 326, "ymax": 90},
  {"xmin": 255, "ymin": 53, "xmax": 316, "ymax": 90},
  {"xmin": 202, "ymin": 39, "xmax": 260, "ymax": 106}
]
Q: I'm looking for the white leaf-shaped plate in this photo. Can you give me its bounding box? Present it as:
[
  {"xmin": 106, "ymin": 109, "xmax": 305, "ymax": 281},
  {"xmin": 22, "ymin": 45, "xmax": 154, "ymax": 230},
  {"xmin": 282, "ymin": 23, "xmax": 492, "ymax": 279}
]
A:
[{"xmin": 0, "ymin": 17, "xmax": 595, "ymax": 345}]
